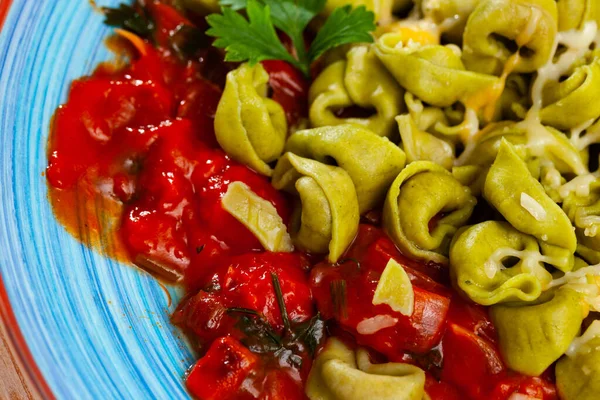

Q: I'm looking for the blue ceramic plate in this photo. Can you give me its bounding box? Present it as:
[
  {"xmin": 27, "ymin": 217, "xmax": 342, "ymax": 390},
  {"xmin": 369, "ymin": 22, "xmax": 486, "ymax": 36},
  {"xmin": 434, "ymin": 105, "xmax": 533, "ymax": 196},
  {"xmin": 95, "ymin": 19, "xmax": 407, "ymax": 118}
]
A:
[{"xmin": 0, "ymin": 1, "xmax": 194, "ymax": 398}]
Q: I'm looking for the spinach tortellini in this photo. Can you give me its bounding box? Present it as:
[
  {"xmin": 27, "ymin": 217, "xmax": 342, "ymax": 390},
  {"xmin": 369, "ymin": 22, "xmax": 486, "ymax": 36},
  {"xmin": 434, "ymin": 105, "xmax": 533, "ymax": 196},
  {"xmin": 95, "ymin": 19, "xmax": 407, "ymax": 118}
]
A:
[
  {"xmin": 491, "ymin": 288, "xmax": 586, "ymax": 376},
  {"xmin": 458, "ymin": 121, "xmax": 587, "ymax": 176},
  {"xmin": 420, "ymin": 0, "xmax": 481, "ymax": 43},
  {"xmin": 375, "ymin": 32, "xmax": 499, "ymax": 108},
  {"xmin": 285, "ymin": 125, "xmax": 406, "ymax": 213},
  {"xmin": 483, "ymin": 140, "xmax": 577, "ymax": 271},
  {"xmin": 309, "ymin": 45, "xmax": 404, "ymax": 137},
  {"xmin": 450, "ymin": 221, "xmax": 553, "ymax": 305},
  {"xmin": 383, "ymin": 161, "xmax": 476, "ymax": 265},
  {"xmin": 396, "ymin": 114, "xmax": 455, "ymax": 170},
  {"xmin": 562, "ymin": 176, "xmax": 600, "ymax": 261},
  {"xmin": 462, "ymin": 0, "xmax": 558, "ymax": 75},
  {"xmin": 272, "ymin": 153, "xmax": 359, "ymax": 262},
  {"xmin": 540, "ymin": 53, "xmax": 600, "ymax": 130},
  {"xmin": 215, "ymin": 63, "xmax": 288, "ymax": 176},
  {"xmin": 556, "ymin": 321, "xmax": 600, "ymax": 400},
  {"xmin": 306, "ymin": 338, "xmax": 427, "ymax": 400},
  {"xmin": 556, "ymin": 0, "xmax": 600, "ymax": 31}
]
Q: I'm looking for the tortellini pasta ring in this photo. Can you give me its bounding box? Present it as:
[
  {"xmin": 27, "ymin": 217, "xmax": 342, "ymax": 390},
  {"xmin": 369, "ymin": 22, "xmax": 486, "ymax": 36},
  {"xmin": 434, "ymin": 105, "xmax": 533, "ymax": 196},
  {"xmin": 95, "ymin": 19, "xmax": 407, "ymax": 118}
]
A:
[
  {"xmin": 306, "ymin": 338, "xmax": 427, "ymax": 400},
  {"xmin": 285, "ymin": 124, "xmax": 406, "ymax": 213},
  {"xmin": 383, "ymin": 161, "xmax": 476, "ymax": 265},
  {"xmin": 540, "ymin": 56, "xmax": 600, "ymax": 130},
  {"xmin": 461, "ymin": 0, "xmax": 558, "ymax": 75},
  {"xmin": 214, "ymin": 63, "xmax": 288, "ymax": 176},
  {"xmin": 272, "ymin": 153, "xmax": 359, "ymax": 262},
  {"xmin": 374, "ymin": 32, "xmax": 500, "ymax": 108},
  {"xmin": 309, "ymin": 45, "xmax": 404, "ymax": 138},
  {"xmin": 491, "ymin": 287, "xmax": 586, "ymax": 376},
  {"xmin": 449, "ymin": 221, "xmax": 553, "ymax": 306},
  {"xmin": 483, "ymin": 140, "xmax": 577, "ymax": 271},
  {"xmin": 555, "ymin": 320, "xmax": 600, "ymax": 400}
]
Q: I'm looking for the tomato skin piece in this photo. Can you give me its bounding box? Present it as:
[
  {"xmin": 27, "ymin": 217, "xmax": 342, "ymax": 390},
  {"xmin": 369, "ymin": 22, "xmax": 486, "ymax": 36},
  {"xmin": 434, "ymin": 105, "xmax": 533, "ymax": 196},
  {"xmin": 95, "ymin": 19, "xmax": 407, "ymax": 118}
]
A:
[
  {"xmin": 186, "ymin": 336, "xmax": 259, "ymax": 400},
  {"xmin": 441, "ymin": 323, "xmax": 505, "ymax": 400},
  {"xmin": 310, "ymin": 225, "xmax": 451, "ymax": 357},
  {"xmin": 262, "ymin": 60, "xmax": 309, "ymax": 127},
  {"xmin": 445, "ymin": 294, "xmax": 497, "ymax": 345},
  {"xmin": 425, "ymin": 375, "xmax": 463, "ymax": 400},
  {"xmin": 261, "ymin": 369, "xmax": 307, "ymax": 400}
]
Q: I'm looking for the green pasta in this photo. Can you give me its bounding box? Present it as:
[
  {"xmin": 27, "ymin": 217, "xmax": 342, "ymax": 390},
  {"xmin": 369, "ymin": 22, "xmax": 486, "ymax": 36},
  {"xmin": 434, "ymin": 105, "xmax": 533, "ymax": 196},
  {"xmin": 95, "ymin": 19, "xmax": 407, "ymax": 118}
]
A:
[
  {"xmin": 284, "ymin": 124, "xmax": 406, "ymax": 213},
  {"xmin": 306, "ymin": 338, "xmax": 427, "ymax": 400},
  {"xmin": 375, "ymin": 32, "xmax": 499, "ymax": 108},
  {"xmin": 450, "ymin": 221, "xmax": 553, "ymax": 305},
  {"xmin": 309, "ymin": 45, "xmax": 404, "ymax": 137},
  {"xmin": 420, "ymin": 0, "xmax": 481, "ymax": 43},
  {"xmin": 214, "ymin": 63, "xmax": 288, "ymax": 176},
  {"xmin": 483, "ymin": 140, "xmax": 577, "ymax": 271},
  {"xmin": 383, "ymin": 161, "xmax": 476, "ymax": 265},
  {"xmin": 562, "ymin": 177, "xmax": 600, "ymax": 262},
  {"xmin": 556, "ymin": 0, "xmax": 600, "ymax": 31},
  {"xmin": 272, "ymin": 153, "xmax": 359, "ymax": 262},
  {"xmin": 459, "ymin": 122, "xmax": 586, "ymax": 175},
  {"xmin": 556, "ymin": 321, "xmax": 600, "ymax": 400},
  {"xmin": 396, "ymin": 114, "xmax": 455, "ymax": 170},
  {"xmin": 491, "ymin": 288, "xmax": 586, "ymax": 376},
  {"xmin": 540, "ymin": 52, "xmax": 600, "ymax": 130},
  {"xmin": 462, "ymin": 0, "xmax": 558, "ymax": 75}
]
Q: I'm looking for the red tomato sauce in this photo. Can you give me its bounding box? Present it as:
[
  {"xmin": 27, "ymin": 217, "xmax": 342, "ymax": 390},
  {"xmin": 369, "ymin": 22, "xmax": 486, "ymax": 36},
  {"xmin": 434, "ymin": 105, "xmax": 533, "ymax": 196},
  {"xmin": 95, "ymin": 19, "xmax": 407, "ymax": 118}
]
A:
[{"xmin": 45, "ymin": 3, "xmax": 558, "ymax": 400}]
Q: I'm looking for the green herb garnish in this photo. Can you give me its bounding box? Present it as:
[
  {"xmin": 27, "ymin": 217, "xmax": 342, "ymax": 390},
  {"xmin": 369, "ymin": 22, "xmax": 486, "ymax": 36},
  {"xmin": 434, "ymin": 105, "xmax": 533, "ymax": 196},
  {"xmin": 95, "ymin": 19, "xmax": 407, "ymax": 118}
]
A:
[
  {"xmin": 206, "ymin": 0, "xmax": 376, "ymax": 76},
  {"xmin": 271, "ymin": 272, "xmax": 292, "ymax": 332}
]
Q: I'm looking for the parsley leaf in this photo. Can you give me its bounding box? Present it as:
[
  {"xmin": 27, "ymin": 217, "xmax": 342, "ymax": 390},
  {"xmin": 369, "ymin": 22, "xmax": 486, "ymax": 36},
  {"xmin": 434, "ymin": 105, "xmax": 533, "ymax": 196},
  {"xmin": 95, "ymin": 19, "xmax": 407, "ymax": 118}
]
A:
[
  {"xmin": 261, "ymin": 0, "xmax": 326, "ymax": 65},
  {"xmin": 207, "ymin": 0, "xmax": 375, "ymax": 76},
  {"xmin": 308, "ymin": 5, "xmax": 375, "ymax": 61},
  {"xmin": 206, "ymin": 0, "xmax": 303, "ymax": 72},
  {"xmin": 102, "ymin": 3, "xmax": 154, "ymax": 39}
]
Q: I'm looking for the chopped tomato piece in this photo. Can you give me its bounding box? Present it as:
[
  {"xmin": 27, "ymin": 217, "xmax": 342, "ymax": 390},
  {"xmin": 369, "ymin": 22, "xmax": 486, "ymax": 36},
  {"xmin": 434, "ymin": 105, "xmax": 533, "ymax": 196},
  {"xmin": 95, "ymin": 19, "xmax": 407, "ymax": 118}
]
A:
[
  {"xmin": 186, "ymin": 336, "xmax": 259, "ymax": 400},
  {"xmin": 262, "ymin": 60, "xmax": 309, "ymax": 127},
  {"xmin": 310, "ymin": 225, "xmax": 451, "ymax": 357},
  {"xmin": 425, "ymin": 375, "xmax": 463, "ymax": 400},
  {"xmin": 441, "ymin": 323, "xmax": 505, "ymax": 400},
  {"xmin": 446, "ymin": 295, "xmax": 497, "ymax": 345}
]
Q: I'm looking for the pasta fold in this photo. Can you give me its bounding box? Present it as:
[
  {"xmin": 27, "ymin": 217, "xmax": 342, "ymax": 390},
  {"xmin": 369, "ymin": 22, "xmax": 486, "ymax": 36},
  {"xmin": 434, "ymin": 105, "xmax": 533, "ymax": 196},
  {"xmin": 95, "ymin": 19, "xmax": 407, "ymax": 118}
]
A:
[
  {"xmin": 214, "ymin": 63, "xmax": 288, "ymax": 176},
  {"xmin": 462, "ymin": 0, "xmax": 558, "ymax": 75},
  {"xmin": 374, "ymin": 32, "xmax": 499, "ymax": 108},
  {"xmin": 491, "ymin": 288, "xmax": 586, "ymax": 376},
  {"xmin": 309, "ymin": 45, "xmax": 404, "ymax": 137},
  {"xmin": 562, "ymin": 177, "xmax": 600, "ymax": 262},
  {"xmin": 483, "ymin": 140, "xmax": 576, "ymax": 271},
  {"xmin": 306, "ymin": 338, "xmax": 426, "ymax": 400},
  {"xmin": 383, "ymin": 161, "xmax": 476, "ymax": 265},
  {"xmin": 272, "ymin": 153, "xmax": 359, "ymax": 262},
  {"xmin": 396, "ymin": 114, "xmax": 455, "ymax": 170},
  {"xmin": 449, "ymin": 221, "xmax": 552, "ymax": 305},
  {"xmin": 285, "ymin": 125, "xmax": 406, "ymax": 213},
  {"xmin": 556, "ymin": 0, "xmax": 600, "ymax": 31},
  {"xmin": 420, "ymin": 0, "xmax": 481, "ymax": 43},
  {"xmin": 540, "ymin": 53, "xmax": 600, "ymax": 130},
  {"xmin": 556, "ymin": 321, "xmax": 600, "ymax": 400}
]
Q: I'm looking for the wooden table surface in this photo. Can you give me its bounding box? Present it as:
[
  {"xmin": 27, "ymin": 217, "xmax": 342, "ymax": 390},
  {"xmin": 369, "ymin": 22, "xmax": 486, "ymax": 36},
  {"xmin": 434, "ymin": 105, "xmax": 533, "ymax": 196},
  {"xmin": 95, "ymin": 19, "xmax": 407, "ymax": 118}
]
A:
[{"xmin": 0, "ymin": 318, "xmax": 39, "ymax": 400}]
